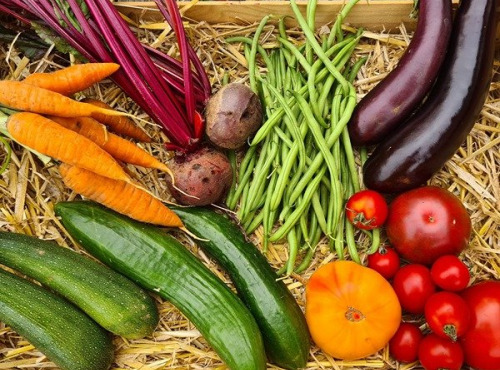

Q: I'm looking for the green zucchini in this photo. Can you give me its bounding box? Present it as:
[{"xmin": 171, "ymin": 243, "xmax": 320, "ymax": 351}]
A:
[
  {"xmin": 0, "ymin": 231, "xmax": 159, "ymax": 339},
  {"xmin": 171, "ymin": 206, "xmax": 310, "ymax": 370},
  {"xmin": 0, "ymin": 267, "xmax": 114, "ymax": 370},
  {"xmin": 55, "ymin": 201, "xmax": 267, "ymax": 370}
]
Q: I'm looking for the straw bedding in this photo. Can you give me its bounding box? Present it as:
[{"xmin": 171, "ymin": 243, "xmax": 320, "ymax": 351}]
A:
[{"xmin": 0, "ymin": 4, "xmax": 498, "ymax": 369}]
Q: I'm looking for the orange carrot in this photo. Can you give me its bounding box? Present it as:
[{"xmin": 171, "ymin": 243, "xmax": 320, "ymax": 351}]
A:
[
  {"xmin": 7, "ymin": 112, "xmax": 131, "ymax": 183},
  {"xmin": 49, "ymin": 116, "xmax": 171, "ymax": 174},
  {"xmin": 23, "ymin": 63, "xmax": 120, "ymax": 96},
  {"xmin": 59, "ymin": 163, "xmax": 183, "ymax": 228},
  {"xmin": 0, "ymin": 81, "xmax": 128, "ymax": 118},
  {"xmin": 82, "ymin": 98, "xmax": 151, "ymax": 142}
]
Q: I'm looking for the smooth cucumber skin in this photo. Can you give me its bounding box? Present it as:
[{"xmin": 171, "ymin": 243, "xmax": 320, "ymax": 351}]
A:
[
  {"xmin": 0, "ymin": 268, "xmax": 114, "ymax": 370},
  {"xmin": 172, "ymin": 206, "xmax": 310, "ymax": 370},
  {"xmin": 55, "ymin": 201, "xmax": 267, "ymax": 370},
  {"xmin": 0, "ymin": 231, "xmax": 159, "ymax": 339}
]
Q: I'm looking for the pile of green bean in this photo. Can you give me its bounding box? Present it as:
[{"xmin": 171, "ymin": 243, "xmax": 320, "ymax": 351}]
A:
[{"xmin": 226, "ymin": 0, "xmax": 379, "ymax": 274}]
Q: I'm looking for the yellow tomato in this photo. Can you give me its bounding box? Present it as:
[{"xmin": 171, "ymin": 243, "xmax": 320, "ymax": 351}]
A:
[{"xmin": 305, "ymin": 260, "xmax": 401, "ymax": 360}]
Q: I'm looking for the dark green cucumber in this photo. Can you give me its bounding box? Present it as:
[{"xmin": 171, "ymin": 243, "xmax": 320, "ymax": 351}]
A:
[
  {"xmin": 55, "ymin": 201, "xmax": 267, "ymax": 370},
  {"xmin": 0, "ymin": 267, "xmax": 114, "ymax": 370},
  {"xmin": 171, "ymin": 206, "xmax": 310, "ymax": 370},
  {"xmin": 0, "ymin": 231, "xmax": 159, "ymax": 339}
]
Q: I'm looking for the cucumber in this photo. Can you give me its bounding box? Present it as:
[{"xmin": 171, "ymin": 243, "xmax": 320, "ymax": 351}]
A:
[
  {"xmin": 55, "ymin": 201, "xmax": 267, "ymax": 370},
  {"xmin": 0, "ymin": 231, "xmax": 159, "ymax": 339},
  {"xmin": 0, "ymin": 267, "xmax": 114, "ymax": 370},
  {"xmin": 171, "ymin": 206, "xmax": 310, "ymax": 370}
]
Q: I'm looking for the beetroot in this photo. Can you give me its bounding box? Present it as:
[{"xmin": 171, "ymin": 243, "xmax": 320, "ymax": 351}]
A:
[
  {"xmin": 205, "ymin": 83, "xmax": 263, "ymax": 149},
  {"xmin": 167, "ymin": 147, "xmax": 232, "ymax": 206}
]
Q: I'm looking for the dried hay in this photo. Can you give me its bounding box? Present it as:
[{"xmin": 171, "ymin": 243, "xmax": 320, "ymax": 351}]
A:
[{"xmin": 0, "ymin": 6, "xmax": 498, "ymax": 370}]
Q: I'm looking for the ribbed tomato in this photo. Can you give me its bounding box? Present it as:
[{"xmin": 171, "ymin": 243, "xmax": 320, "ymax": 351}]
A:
[{"xmin": 305, "ymin": 261, "xmax": 402, "ymax": 360}]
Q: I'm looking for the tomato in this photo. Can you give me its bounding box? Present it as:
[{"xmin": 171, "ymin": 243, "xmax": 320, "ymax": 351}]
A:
[
  {"xmin": 345, "ymin": 190, "xmax": 388, "ymax": 230},
  {"xmin": 418, "ymin": 333, "xmax": 464, "ymax": 370},
  {"xmin": 430, "ymin": 255, "xmax": 470, "ymax": 291},
  {"xmin": 385, "ymin": 186, "xmax": 471, "ymax": 265},
  {"xmin": 460, "ymin": 281, "xmax": 500, "ymax": 370},
  {"xmin": 424, "ymin": 291, "xmax": 470, "ymax": 341},
  {"xmin": 389, "ymin": 322, "xmax": 423, "ymax": 363},
  {"xmin": 367, "ymin": 246, "xmax": 400, "ymax": 280},
  {"xmin": 305, "ymin": 261, "xmax": 401, "ymax": 360},
  {"xmin": 392, "ymin": 264, "xmax": 436, "ymax": 314}
]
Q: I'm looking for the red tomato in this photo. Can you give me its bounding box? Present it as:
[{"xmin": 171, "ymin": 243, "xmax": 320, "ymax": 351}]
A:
[
  {"xmin": 345, "ymin": 190, "xmax": 388, "ymax": 230},
  {"xmin": 367, "ymin": 246, "xmax": 400, "ymax": 279},
  {"xmin": 392, "ymin": 264, "xmax": 436, "ymax": 314},
  {"xmin": 418, "ymin": 333, "xmax": 464, "ymax": 370},
  {"xmin": 386, "ymin": 186, "xmax": 471, "ymax": 265},
  {"xmin": 430, "ymin": 255, "xmax": 470, "ymax": 291},
  {"xmin": 460, "ymin": 281, "xmax": 500, "ymax": 370},
  {"xmin": 389, "ymin": 322, "xmax": 423, "ymax": 363},
  {"xmin": 424, "ymin": 291, "xmax": 470, "ymax": 341}
]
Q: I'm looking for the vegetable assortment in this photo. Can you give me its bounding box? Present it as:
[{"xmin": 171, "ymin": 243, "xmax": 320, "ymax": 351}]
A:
[{"xmin": 0, "ymin": 0, "xmax": 497, "ymax": 368}]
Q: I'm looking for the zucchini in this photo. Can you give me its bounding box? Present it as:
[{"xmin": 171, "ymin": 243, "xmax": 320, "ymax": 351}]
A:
[
  {"xmin": 171, "ymin": 206, "xmax": 310, "ymax": 370},
  {"xmin": 55, "ymin": 201, "xmax": 267, "ymax": 370},
  {"xmin": 0, "ymin": 267, "xmax": 114, "ymax": 370},
  {"xmin": 0, "ymin": 231, "xmax": 159, "ymax": 339}
]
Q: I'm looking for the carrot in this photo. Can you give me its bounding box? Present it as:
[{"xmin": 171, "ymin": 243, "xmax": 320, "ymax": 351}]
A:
[
  {"xmin": 59, "ymin": 163, "xmax": 183, "ymax": 228},
  {"xmin": 81, "ymin": 98, "xmax": 152, "ymax": 142},
  {"xmin": 7, "ymin": 112, "xmax": 131, "ymax": 183},
  {"xmin": 49, "ymin": 116, "xmax": 172, "ymax": 175},
  {"xmin": 23, "ymin": 63, "xmax": 120, "ymax": 96},
  {"xmin": 0, "ymin": 81, "xmax": 128, "ymax": 118}
]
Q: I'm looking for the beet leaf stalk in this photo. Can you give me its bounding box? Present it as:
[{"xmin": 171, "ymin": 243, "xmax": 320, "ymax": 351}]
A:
[{"xmin": 0, "ymin": 0, "xmax": 211, "ymax": 153}]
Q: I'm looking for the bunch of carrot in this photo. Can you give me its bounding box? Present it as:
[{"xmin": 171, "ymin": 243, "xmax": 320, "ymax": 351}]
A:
[{"xmin": 0, "ymin": 63, "xmax": 183, "ymax": 229}]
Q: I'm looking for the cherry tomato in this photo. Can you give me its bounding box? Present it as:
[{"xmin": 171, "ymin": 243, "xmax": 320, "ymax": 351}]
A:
[
  {"xmin": 460, "ymin": 281, "xmax": 500, "ymax": 370},
  {"xmin": 386, "ymin": 186, "xmax": 471, "ymax": 265},
  {"xmin": 367, "ymin": 246, "xmax": 400, "ymax": 279},
  {"xmin": 389, "ymin": 322, "xmax": 423, "ymax": 363},
  {"xmin": 424, "ymin": 291, "xmax": 470, "ymax": 341},
  {"xmin": 430, "ymin": 255, "xmax": 470, "ymax": 291},
  {"xmin": 418, "ymin": 333, "xmax": 464, "ymax": 370},
  {"xmin": 345, "ymin": 190, "xmax": 388, "ymax": 230},
  {"xmin": 392, "ymin": 264, "xmax": 436, "ymax": 314}
]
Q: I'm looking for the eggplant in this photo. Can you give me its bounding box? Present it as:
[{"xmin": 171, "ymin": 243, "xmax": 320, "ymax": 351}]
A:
[
  {"xmin": 363, "ymin": 0, "xmax": 498, "ymax": 193},
  {"xmin": 348, "ymin": 0, "xmax": 453, "ymax": 146}
]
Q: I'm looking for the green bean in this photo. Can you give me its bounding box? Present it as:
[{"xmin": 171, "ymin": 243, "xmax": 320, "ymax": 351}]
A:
[
  {"xmin": 258, "ymin": 77, "xmax": 305, "ymax": 170},
  {"xmin": 345, "ymin": 210, "xmax": 361, "ymax": 263},
  {"xmin": 227, "ymin": 150, "xmax": 256, "ymax": 210},
  {"xmin": 347, "ymin": 56, "xmax": 368, "ymax": 83},
  {"xmin": 225, "ymin": 149, "xmax": 238, "ymax": 206},
  {"xmin": 263, "ymin": 172, "xmax": 279, "ymax": 251},
  {"xmin": 243, "ymin": 211, "xmax": 264, "ymax": 234},
  {"xmin": 289, "ymin": 0, "xmax": 349, "ymax": 93},
  {"xmin": 278, "ymin": 37, "xmax": 312, "ymax": 74},
  {"xmin": 269, "ymin": 165, "xmax": 326, "ymax": 242},
  {"xmin": 288, "ymin": 84, "xmax": 356, "ymax": 205},
  {"xmin": 286, "ymin": 226, "xmax": 299, "ymax": 276},
  {"xmin": 326, "ymin": 0, "xmax": 361, "ymax": 48},
  {"xmin": 333, "ymin": 216, "xmax": 345, "ymax": 258},
  {"xmin": 294, "ymin": 247, "xmax": 315, "ymax": 274},
  {"xmin": 342, "ymin": 127, "xmax": 360, "ymax": 193},
  {"xmin": 249, "ymin": 15, "xmax": 271, "ymax": 93},
  {"xmin": 311, "ymin": 190, "xmax": 328, "ymax": 235},
  {"xmin": 367, "ymin": 228, "xmax": 381, "ymax": 255},
  {"xmin": 226, "ymin": 36, "xmax": 275, "ymax": 76},
  {"xmin": 306, "ymin": 0, "xmax": 318, "ymax": 65}
]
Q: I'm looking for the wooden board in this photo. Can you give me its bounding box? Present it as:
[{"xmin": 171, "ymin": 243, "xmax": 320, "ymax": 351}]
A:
[
  {"xmin": 115, "ymin": 0, "xmax": 500, "ymax": 41},
  {"xmin": 116, "ymin": 0, "xmax": 451, "ymax": 32}
]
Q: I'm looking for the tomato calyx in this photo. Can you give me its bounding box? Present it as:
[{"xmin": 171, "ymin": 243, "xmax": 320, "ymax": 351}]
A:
[
  {"xmin": 347, "ymin": 209, "xmax": 376, "ymax": 228},
  {"xmin": 443, "ymin": 324, "xmax": 458, "ymax": 342},
  {"xmin": 345, "ymin": 306, "xmax": 365, "ymax": 322}
]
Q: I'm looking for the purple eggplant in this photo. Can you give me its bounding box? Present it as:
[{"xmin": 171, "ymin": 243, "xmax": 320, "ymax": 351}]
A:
[
  {"xmin": 363, "ymin": 0, "xmax": 498, "ymax": 193},
  {"xmin": 348, "ymin": 0, "xmax": 453, "ymax": 146}
]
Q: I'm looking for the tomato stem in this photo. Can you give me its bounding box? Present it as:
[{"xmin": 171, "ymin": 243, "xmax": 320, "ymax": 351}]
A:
[
  {"xmin": 345, "ymin": 306, "xmax": 365, "ymax": 322},
  {"xmin": 443, "ymin": 324, "xmax": 458, "ymax": 342}
]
